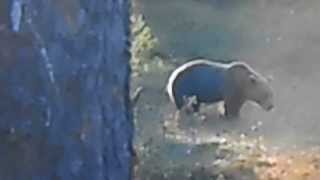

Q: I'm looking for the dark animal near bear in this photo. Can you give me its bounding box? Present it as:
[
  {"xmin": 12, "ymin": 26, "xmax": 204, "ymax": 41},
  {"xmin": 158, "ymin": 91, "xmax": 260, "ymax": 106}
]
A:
[{"xmin": 166, "ymin": 58, "xmax": 274, "ymax": 118}]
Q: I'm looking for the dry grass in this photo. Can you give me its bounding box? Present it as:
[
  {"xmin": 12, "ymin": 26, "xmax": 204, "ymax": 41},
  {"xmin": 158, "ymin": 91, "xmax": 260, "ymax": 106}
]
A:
[{"xmin": 256, "ymin": 149, "xmax": 320, "ymax": 180}]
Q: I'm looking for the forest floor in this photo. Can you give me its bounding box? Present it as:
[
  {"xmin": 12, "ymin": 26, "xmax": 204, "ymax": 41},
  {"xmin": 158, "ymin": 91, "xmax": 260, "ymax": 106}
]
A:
[{"xmin": 132, "ymin": 0, "xmax": 320, "ymax": 179}]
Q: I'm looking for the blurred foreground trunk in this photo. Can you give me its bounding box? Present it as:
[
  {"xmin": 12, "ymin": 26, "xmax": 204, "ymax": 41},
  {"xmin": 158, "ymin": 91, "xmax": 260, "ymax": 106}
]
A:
[{"xmin": 0, "ymin": 0, "xmax": 133, "ymax": 179}]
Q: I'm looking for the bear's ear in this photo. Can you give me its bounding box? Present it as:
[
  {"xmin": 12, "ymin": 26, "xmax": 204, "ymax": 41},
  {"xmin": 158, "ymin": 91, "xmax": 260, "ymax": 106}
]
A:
[{"xmin": 249, "ymin": 74, "xmax": 257, "ymax": 84}]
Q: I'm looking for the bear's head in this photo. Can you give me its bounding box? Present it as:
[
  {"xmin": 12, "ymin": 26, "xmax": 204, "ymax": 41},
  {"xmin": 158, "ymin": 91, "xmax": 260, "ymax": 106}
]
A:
[{"xmin": 227, "ymin": 62, "xmax": 274, "ymax": 111}]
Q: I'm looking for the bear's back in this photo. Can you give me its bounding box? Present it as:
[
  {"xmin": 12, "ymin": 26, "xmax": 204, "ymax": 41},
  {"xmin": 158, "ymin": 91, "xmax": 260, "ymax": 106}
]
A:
[{"xmin": 168, "ymin": 60, "xmax": 229, "ymax": 108}]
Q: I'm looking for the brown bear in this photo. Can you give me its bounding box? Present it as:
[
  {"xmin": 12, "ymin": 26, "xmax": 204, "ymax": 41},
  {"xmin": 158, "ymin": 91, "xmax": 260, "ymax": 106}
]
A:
[{"xmin": 166, "ymin": 58, "xmax": 274, "ymax": 118}]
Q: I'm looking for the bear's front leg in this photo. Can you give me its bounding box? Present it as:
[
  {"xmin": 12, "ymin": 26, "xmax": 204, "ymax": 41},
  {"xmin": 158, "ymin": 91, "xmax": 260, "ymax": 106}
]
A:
[{"xmin": 223, "ymin": 96, "xmax": 244, "ymax": 119}]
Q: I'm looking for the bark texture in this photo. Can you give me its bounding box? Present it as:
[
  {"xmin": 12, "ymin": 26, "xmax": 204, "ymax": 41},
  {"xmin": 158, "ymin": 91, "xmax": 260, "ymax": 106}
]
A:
[{"xmin": 0, "ymin": 0, "xmax": 133, "ymax": 179}]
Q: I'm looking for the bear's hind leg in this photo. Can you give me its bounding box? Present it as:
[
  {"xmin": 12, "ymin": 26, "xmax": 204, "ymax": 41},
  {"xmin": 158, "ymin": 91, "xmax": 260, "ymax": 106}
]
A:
[
  {"xmin": 182, "ymin": 95, "xmax": 199, "ymax": 114},
  {"xmin": 191, "ymin": 103, "xmax": 200, "ymax": 113}
]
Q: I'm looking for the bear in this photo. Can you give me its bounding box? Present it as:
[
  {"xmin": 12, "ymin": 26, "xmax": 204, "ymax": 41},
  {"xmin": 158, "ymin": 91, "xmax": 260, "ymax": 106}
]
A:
[{"xmin": 166, "ymin": 58, "xmax": 274, "ymax": 118}]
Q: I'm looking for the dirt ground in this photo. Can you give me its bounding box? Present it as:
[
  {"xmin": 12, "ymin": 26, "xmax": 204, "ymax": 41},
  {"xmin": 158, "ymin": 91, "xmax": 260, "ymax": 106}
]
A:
[
  {"xmin": 134, "ymin": 0, "xmax": 320, "ymax": 148},
  {"xmin": 132, "ymin": 0, "xmax": 320, "ymax": 179}
]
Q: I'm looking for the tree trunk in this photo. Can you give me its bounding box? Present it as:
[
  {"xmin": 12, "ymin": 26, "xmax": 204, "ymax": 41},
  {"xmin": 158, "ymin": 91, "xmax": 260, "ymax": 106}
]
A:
[{"xmin": 0, "ymin": 0, "xmax": 133, "ymax": 180}]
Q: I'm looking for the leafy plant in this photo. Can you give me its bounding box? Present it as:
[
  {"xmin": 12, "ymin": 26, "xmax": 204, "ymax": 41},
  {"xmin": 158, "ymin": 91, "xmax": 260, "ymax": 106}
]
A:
[{"xmin": 130, "ymin": 14, "xmax": 158, "ymax": 75}]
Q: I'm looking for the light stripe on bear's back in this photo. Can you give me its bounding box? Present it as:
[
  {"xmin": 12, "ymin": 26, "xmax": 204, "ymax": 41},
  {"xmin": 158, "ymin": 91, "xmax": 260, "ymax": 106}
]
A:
[{"xmin": 166, "ymin": 59, "xmax": 231, "ymax": 105}]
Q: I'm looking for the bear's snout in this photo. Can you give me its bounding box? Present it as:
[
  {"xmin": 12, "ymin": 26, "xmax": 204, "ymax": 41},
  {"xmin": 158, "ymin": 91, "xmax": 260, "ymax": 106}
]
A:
[{"xmin": 258, "ymin": 98, "xmax": 274, "ymax": 111}]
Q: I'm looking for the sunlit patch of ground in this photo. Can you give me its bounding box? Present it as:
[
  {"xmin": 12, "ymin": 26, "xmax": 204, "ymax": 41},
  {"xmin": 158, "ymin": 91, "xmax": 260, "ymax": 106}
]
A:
[
  {"xmin": 136, "ymin": 122, "xmax": 320, "ymax": 180},
  {"xmin": 255, "ymin": 149, "xmax": 320, "ymax": 180},
  {"xmin": 216, "ymin": 135, "xmax": 320, "ymax": 180}
]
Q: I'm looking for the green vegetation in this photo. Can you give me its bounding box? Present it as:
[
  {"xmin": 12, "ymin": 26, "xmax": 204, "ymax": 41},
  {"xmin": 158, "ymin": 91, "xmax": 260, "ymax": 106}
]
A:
[{"xmin": 130, "ymin": 13, "xmax": 158, "ymax": 76}]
